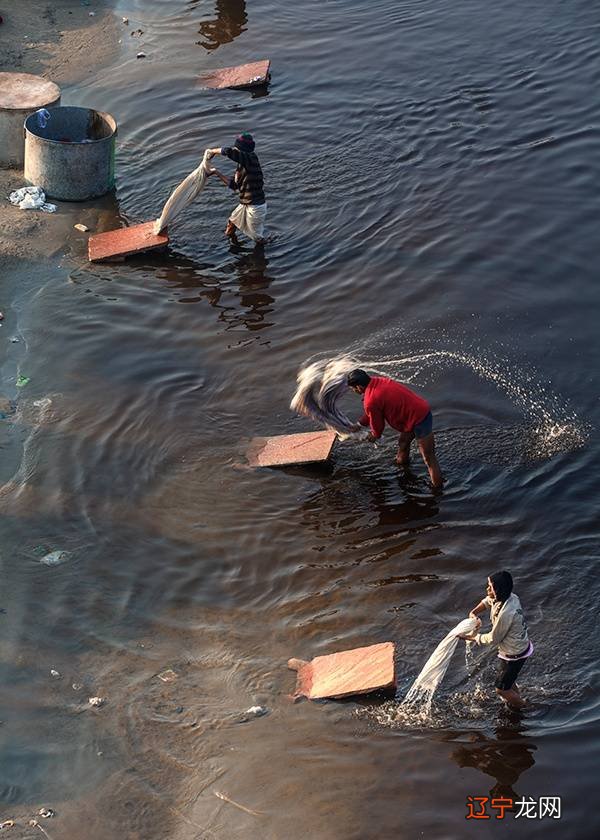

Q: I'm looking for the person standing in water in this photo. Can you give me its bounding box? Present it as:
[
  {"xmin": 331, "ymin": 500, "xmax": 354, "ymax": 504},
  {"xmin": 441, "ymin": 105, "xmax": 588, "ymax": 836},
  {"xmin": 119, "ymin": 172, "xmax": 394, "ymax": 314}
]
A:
[
  {"xmin": 347, "ymin": 369, "xmax": 443, "ymax": 489},
  {"xmin": 206, "ymin": 133, "xmax": 266, "ymax": 245},
  {"xmin": 461, "ymin": 571, "xmax": 533, "ymax": 709}
]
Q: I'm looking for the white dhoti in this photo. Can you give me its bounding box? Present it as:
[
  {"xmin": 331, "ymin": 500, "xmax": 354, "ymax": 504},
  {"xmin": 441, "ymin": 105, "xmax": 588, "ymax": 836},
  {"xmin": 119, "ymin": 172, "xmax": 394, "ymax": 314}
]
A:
[{"xmin": 229, "ymin": 202, "xmax": 267, "ymax": 241}]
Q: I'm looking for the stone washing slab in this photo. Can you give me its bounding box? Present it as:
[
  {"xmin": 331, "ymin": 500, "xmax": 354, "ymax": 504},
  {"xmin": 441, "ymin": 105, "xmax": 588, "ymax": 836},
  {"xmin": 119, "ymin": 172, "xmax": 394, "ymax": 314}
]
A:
[
  {"xmin": 88, "ymin": 221, "xmax": 169, "ymax": 262},
  {"xmin": 247, "ymin": 430, "xmax": 337, "ymax": 467},
  {"xmin": 288, "ymin": 642, "xmax": 396, "ymax": 700},
  {"xmin": 199, "ymin": 60, "xmax": 271, "ymax": 90}
]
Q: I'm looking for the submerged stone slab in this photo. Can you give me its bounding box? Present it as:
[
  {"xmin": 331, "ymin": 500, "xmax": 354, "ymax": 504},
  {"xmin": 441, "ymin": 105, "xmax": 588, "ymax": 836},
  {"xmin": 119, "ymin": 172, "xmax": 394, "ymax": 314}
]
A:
[
  {"xmin": 88, "ymin": 221, "xmax": 169, "ymax": 262},
  {"xmin": 247, "ymin": 430, "xmax": 337, "ymax": 468},
  {"xmin": 288, "ymin": 642, "xmax": 396, "ymax": 700},
  {"xmin": 199, "ymin": 60, "xmax": 271, "ymax": 90}
]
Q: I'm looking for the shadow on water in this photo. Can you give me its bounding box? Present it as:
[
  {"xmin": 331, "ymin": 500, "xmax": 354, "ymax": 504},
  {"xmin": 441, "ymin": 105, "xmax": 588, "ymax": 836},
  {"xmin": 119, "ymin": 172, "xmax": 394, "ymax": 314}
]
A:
[
  {"xmin": 300, "ymin": 460, "xmax": 442, "ymax": 547},
  {"xmin": 138, "ymin": 244, "xmax": 276, "ymax": 340},
  {"xmin": 69, "ymin": 238, "xmax": 277, "ymax": 344},
  {"xmin": 445, "ymin": 725, "xmax": 537, "ymax": 800}
]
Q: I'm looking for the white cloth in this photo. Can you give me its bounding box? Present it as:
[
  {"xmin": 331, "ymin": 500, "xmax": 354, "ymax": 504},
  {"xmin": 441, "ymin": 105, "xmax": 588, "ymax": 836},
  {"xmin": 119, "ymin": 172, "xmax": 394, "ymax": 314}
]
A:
[
  {"xmin": 154, "ymin": 150, "xmax": 211, "ymax": 234},
  {"xmin": 9, "ymin": 186, "xmax": 56, "ymax": 213},
  {"xmin": 229, "ymin": 202, "xmax": 267, "ymax": 241},
  {"xmin": 290, "ymin": 355, "xmax": 364, "ymax": 436},
  {"xmin": 404, "ymin": 616, "xmax": 478, "ymax": 697}
]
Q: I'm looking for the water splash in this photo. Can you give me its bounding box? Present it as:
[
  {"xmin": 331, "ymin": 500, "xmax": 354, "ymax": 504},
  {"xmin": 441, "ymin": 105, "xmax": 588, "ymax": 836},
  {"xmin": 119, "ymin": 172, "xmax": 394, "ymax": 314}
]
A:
[
  {"xmin": 305, "ymin": 341, "xmax": 589, "ymax": 462},
  {"xmin": 359, "ymin": 618, "xmax": 478, "ymax": 728}
]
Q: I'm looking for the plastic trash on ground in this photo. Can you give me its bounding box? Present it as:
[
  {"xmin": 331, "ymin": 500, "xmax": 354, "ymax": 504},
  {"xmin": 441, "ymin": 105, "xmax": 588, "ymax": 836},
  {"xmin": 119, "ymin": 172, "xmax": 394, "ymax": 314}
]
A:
[{"xmin": 9, "ymin": 186, "xmax": 56, "ymax": 213}]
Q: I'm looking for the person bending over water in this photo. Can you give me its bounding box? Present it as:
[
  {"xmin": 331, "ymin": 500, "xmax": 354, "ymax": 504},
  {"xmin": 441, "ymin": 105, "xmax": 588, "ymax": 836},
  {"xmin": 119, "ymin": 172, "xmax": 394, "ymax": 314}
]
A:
[
  {"xmin": 347, "ymin": 369, "xmax": 443, "ymax": 489},
  {"xmin": 461, "ymin": 571, "xmax": 533, "ymax": 710},
  {"xmin": 207, "ymin": 133, "xmax": 266, "ymax": 245}
]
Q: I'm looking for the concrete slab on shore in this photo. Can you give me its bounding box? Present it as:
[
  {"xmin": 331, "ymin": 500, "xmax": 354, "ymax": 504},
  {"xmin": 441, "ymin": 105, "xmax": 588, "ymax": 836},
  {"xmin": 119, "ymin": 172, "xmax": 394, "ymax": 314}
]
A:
[
  {"xmin": 247, "ymin": 430, "xmax": 337, "ymax": 468},
  {"xmin": 88, "ymin": 221, "xmax": 169, "ymax": 262}
]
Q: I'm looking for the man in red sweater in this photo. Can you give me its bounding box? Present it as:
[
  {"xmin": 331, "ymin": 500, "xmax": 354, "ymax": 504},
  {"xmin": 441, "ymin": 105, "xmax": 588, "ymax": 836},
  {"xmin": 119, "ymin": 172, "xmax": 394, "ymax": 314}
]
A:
[{"xmin": 347, "ymin": 369, "xmax": 443, "ymax": 489}]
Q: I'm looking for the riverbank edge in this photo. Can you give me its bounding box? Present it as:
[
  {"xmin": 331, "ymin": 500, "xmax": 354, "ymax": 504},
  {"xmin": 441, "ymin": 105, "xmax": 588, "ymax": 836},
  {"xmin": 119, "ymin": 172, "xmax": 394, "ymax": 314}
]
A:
[{"xmin": 0, "ymin": 1, "xmax": 122, "ymax": 265}]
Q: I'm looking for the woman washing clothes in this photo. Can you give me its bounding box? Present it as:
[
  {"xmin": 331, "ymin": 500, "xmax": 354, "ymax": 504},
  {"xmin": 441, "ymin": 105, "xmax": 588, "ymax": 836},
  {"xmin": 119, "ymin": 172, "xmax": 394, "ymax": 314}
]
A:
[{"xmin": 461, "ymin": 571, "xmax": 533, "ymax": 709}]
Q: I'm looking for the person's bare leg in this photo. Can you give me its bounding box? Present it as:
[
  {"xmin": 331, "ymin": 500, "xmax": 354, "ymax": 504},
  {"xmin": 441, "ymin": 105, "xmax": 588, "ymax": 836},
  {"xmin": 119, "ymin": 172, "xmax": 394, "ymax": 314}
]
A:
[
  {"xmin": 396, "ymin": 432, "xmax": 414, "ymax": 466},
  {"xmin": 225, "ymin": 221, "xmax": 239, "ymax": 243},
  {"xmin": 417, "ymin": 432, "xmax": 443, "ymax": 489},
  {"xmin": 497, "ymin": 687, "xmax": 526, "ymax": 709}
]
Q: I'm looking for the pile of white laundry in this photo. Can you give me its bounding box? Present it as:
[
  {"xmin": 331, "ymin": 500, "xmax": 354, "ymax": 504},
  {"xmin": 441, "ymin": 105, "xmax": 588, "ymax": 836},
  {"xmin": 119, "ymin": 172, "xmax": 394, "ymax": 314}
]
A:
[{"xmin": 9, "ymin": 186, "xmax": 57, "ymax": 213}]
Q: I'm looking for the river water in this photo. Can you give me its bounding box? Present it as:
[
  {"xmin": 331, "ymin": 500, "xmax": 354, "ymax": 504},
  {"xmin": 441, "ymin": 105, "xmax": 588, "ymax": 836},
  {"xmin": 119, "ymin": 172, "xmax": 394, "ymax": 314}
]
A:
[{"xmin": 1, "ymin": 1, "xmax": 599, "ymax": 837}]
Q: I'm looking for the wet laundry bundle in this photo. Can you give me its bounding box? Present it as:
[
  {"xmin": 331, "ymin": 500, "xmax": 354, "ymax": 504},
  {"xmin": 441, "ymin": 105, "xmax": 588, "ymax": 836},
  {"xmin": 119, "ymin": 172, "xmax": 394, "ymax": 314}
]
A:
[
  {"xmin": 401, "ymin": 616, "xmax": 478, "ymax": 713},
  {"xmin": 154, "ymin": 149, "xmax": 212, "ymax": 234},
  {"xmin": 290, "ymin": 355, "xmax": 368, "ymax": 437}
]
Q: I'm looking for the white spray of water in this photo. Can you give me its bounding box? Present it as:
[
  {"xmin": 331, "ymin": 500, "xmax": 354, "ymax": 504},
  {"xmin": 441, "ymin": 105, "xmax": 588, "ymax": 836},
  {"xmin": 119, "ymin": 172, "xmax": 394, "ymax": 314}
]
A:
[
  {"xmin": 370, "ymin": 349, "xmax": 587, "ymax": 457},
  {"xmin": 358, "ymin": 616, "xmax": 478, "ymax": 729},
  {"xmin": 291, "ymin": 346, "xmax": 587, "ymax": 460}
]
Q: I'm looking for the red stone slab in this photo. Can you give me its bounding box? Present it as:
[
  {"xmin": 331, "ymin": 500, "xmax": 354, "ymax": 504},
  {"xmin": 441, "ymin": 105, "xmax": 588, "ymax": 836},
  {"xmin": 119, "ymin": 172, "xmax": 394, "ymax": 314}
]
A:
[
  {"xmin": 88, "ymin": 222, "xmax": 169, "ymax": 262},
  {"xmin": 288, "ymin": 643, "xmax": 396, "ymax": 700},
  {"xmin": 247, "ymin": 430, "xmax": 337, "ymax": 468},
  {"xmin": 199, "ymin": 60, "xmax": 271, "ymax": 91}
]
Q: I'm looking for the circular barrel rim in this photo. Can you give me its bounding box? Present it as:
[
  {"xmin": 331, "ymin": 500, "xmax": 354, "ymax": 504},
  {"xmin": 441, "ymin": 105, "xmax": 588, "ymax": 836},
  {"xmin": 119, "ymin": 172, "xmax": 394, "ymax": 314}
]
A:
[{"xmin": 23, "ymin": 106, "xmax": 117, "ymax": 146}]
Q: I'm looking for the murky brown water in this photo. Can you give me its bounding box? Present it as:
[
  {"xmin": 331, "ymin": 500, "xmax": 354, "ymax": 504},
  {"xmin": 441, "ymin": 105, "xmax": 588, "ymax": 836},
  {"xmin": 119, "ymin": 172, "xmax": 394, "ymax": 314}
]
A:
[{"xmin": 1, "ymin": 1, "xmax": 599, "ymax": 837}]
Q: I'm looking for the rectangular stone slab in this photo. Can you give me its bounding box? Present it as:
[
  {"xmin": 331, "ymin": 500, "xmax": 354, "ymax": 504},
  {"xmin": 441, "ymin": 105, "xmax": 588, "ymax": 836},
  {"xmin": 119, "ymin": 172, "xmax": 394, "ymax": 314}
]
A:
[
  {"xmin": 247, "ymin": 430, "xmax": 337, "ymax": 468},
  {"xmin": 88, "ymin": 222, "xmax": 169, "ymax": 262},
  {"xmin": 288, "ymin": 642, "xmax": 396, "ymax": 700},
  {"xmin": 199, "ymin": 60, "xmax": 271, "ymax": 90}
]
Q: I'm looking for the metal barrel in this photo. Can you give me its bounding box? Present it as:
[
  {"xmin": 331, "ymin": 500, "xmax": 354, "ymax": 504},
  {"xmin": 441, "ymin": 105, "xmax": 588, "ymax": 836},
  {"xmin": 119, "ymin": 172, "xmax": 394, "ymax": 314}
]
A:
[{"xmin": 24, "ymin": 106, "xmax": 117, "ymax": 201}]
